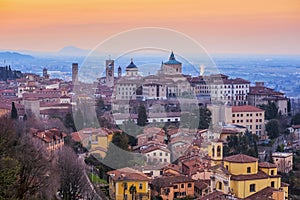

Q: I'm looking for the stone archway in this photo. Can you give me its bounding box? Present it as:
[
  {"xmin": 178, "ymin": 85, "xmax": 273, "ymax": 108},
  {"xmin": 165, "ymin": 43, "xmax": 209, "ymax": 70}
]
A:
[{"xmin": 216, "ymin": 181, "xmax": 223, "ymax": 191}]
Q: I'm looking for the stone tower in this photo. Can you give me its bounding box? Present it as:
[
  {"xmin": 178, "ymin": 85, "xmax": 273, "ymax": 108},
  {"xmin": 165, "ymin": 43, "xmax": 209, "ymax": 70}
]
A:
[
  {"xmin": 43, "ymin": 67, "xmax": 49, "ymax": 79},
  {"xmin": 106, "ymin": 59, "xmax": 114, "ymax": 87},
  {"xmin": 72, "ymin": 63, "xmax": 78, "ymax": 85},
  {"xmin": 118, "ymin": 66, "xmax": 122, "ymax": 78}
]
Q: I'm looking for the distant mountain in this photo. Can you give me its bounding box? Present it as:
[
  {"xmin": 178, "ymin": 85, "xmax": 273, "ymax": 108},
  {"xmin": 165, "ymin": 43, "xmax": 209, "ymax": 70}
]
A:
[
  {"xmin": 58, "ymin": 46, "xmax": 90, "ymax": 56},
  {"xmin": 0, "ymin": 51, "xmax": 34, "ymax": 61}
]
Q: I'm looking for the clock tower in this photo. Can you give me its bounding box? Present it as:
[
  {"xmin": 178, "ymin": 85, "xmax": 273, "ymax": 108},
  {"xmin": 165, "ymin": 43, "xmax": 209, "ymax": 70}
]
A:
[{"xmin": 105, "ymin": 58, "xmax": 114, "ymax": 87}]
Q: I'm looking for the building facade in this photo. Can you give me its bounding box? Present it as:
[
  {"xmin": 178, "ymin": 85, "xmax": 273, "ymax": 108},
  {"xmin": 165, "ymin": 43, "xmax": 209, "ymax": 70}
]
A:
[
  {"xmin": 107, "ymin": 167, "xmax": 151, "ymax": 200},
  {"xmin": 210, "ymin": 154, "xmax": 288, "ymax": 199},
  {"xmin": 272, "ymin": 152, "xmax": 293, "ymax": 173},
  {"xmin": 231, "ymin": 105, "xmax": 265, "ymax": 138}
]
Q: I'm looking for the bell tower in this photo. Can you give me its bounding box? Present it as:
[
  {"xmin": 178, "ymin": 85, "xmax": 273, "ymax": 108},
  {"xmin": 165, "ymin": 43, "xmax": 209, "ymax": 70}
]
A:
[
  {"xmin": 118, "ymin": 66, "xmax": 122, "ymax": 78},
  {"xmin": 106, "ymin": 58, "xmax": 114, "ymax": 87},
  {"xmin": 209, "ymin": 140, "xmax": 223, "ymax": 166}
]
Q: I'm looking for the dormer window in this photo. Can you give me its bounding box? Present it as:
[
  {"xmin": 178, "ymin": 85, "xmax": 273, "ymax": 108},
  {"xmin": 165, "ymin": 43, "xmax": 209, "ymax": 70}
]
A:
[{"xmin": 271, "ymin": 170, "xmax": 274, "ymax": 175}]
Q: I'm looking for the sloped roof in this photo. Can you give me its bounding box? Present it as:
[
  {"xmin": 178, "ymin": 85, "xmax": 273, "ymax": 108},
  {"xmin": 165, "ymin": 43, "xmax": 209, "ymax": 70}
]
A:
[
  {"xmin": 232, "ymin": 105, "xmax": 263, "ymax": 112},
  {"xmin": 245, "ymin": 186, "xmax": 279, "ymax": 200},
  {"xmin": 258, "ymin": 162, "xmax": 277, "ymax": 168},
  {"xmin": 107, "ymin": 167, "xmax": 149, "ymax": 181},
  {"xmin": 151, "ymin": 175, "xmax": 193, "ymax": 188},
  {"xmin": 224, "ymin": 154, "xmax": 258, "ymax": 163}
]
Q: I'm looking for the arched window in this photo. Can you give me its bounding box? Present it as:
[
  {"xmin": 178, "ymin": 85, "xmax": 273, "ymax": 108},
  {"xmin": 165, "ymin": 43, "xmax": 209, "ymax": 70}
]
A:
[
  {"xmin": 218, "ymin": 182, "xmax": 222, "ymax": 190},
  {"xmin": 217, "ymin": 146, "xmax": 221, "ymax": 157},
  {"xmin": 212, "ymin": 147, "xmax": 215, "ymax": 157}
]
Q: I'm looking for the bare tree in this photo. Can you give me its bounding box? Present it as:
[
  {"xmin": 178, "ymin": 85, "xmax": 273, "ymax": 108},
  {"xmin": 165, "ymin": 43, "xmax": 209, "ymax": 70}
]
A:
[
  {"xmin": 58, "ymin": 146, "xmax": 91, "ymax": 200},
  {"xmin": 15, "ymin": 133, "xmax": 58, "ymax": 199}
]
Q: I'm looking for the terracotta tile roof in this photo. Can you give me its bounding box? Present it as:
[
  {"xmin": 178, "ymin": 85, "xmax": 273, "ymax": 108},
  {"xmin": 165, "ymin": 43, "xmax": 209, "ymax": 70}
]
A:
[
  {"xmin": 163, "ymin": 164, "xmax": 181, "ymax": 173},
  {"xmin": 71, "ymin": 131, "xmax": 88, "ymax": 142},
  {"xmin": 151, "ymin": 176, "xmax": 194, "ymax": 188},
  {"xmin": 258, "ymin": 162, "xmax": 277, "ymax": 168},
  {"xmin": 31, "ymin": 128, "xmax": 67, "ymax": 144},
  {"xmin": 244, "ymin": 187, "xmax": 279, "ymax": 200},
  {"xmin": 249, "ymin": 86, "xmax": 284, "ymax": 96},
  {"xmin": 143, "ymin": 127, "xmax": 165, "ymax": 136},
  {"xmin": 182, "ymin": 157, "xmax": 211, "ymax": 175},
  {"xmin": 71, "ymin": 127, "xmax": 113, "ymax": 142},
  {"xmin": 223, "ymin": 78, "xmax": 250, "ymax": 85},
  {"xmin": 231, "ymin": 171, "xmax": 270, "ymax": 181},
  {"xmin": 197, "ymin": 190, "xmax": 227, "ymax": 200},
  {"xmin": 140, "ymin": 145, "xmax": 170, "ymax": 154},
  {"xmin": 224, "ymin": 154, "xmax": 258, "ymax": 163},
  {"xmin": 107, "ymin": 167, "xmax": 149, "ymax": 182},
  {"xmin": 194, "ymin": 180, "xmax": 209, "ymax": 190},
  {"xmin": 232, "ymin": 105, "xmax": 263, "ymax": 113}
]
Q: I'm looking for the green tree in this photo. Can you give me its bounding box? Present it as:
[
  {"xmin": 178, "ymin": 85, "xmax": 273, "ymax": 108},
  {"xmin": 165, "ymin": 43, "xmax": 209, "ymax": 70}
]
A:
[
  {"xmin": 292, "ymin": 112, "xmax": 300, "ymax": 125},
  {"xmin": 122, "ymin": 119, "xmax": 141, "ymax": 146},
  {"xmin": 266, "ymin": 119, "xmax": 280, "ymax": 139},
  {"xmin": 102, "ymin": 132, "xmax": 144, "ymax": 169},
  {"xmin": 225, "ymin": 131, "xmax": 258, "ymax": 157},
  {"xmin": 95, "ymin": 97, "xmax": 106, "ymax": 118},
  {"xmin": 0, "ymin": 157, "xmax": 20, "ymax": 199},
  {"xmin": 112, "ymin": 132, "xmax": 129, "ymax": 150},
  {"xmin": 137, "ymin": 105, "xmax": 147, "ymax": 126},
  {"xmin": 0, "ymin": 117, "xmax": 19, "ymax": 200},
  {"xmin": 287, "ymin": 99, "xmax": 291, "ymax": 116},
  {"xmin": 259, "ymin": 101, "xmax": 278, "ymax": 120},
  {"xmin": 129, "ymin": 184, "xmax": 136, "ymax": 200},
  {"xmin": 64, "ymin": 113, "xmax": 76, "ymax": 132},
  {"xmin": 11, "ymin": 102, "xmax": 18, "ymax": 119},
  {"xmin": 276, "ymin": 144, "xmax": 284, "ymax": 152},
  {"xmin": 198, "ymin": 107, "xmax": 212, "ymax": 129}
]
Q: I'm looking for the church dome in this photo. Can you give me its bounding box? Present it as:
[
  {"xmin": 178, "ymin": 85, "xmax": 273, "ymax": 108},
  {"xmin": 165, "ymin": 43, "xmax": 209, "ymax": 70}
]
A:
[
  {"xmin": 164, "ymin": 51, "xmax": 181, "ymax": 65},
  {"xmin": 126, "ymin": 58, "xmax": 138, "ymax": 69}
]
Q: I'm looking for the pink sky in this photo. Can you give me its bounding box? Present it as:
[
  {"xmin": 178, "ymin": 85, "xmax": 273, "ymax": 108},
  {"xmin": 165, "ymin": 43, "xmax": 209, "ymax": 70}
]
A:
[{"xmin": 1, "ymin": 0, "xmax": 300, "ymax": 54}]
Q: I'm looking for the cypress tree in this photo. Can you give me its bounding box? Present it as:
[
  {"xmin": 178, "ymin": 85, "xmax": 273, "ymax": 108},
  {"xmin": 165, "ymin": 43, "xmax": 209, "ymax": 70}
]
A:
[{"xmin": 11, "ymin": 102, "xmax": 18, "ymax": 119}]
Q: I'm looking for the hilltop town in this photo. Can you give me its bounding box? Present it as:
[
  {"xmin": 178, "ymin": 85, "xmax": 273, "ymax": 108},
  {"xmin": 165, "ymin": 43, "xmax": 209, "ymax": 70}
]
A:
[{"xmin": 1, "ymin": 52, "xmax": 300, "ymax": 200}]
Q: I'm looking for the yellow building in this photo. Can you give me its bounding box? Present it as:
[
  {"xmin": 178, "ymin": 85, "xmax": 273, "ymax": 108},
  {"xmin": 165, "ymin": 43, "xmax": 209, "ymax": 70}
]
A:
[
  {"xmin": 210, "ymin": 154, "xmax": 289, "ymax": 199},
  {"xmin": 71, "ymin": 127, "xmax": 114, "ymax": 158},
  {"xmin": 107, "ymin": 167, "xmax": 150, "ymax": 200}
]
